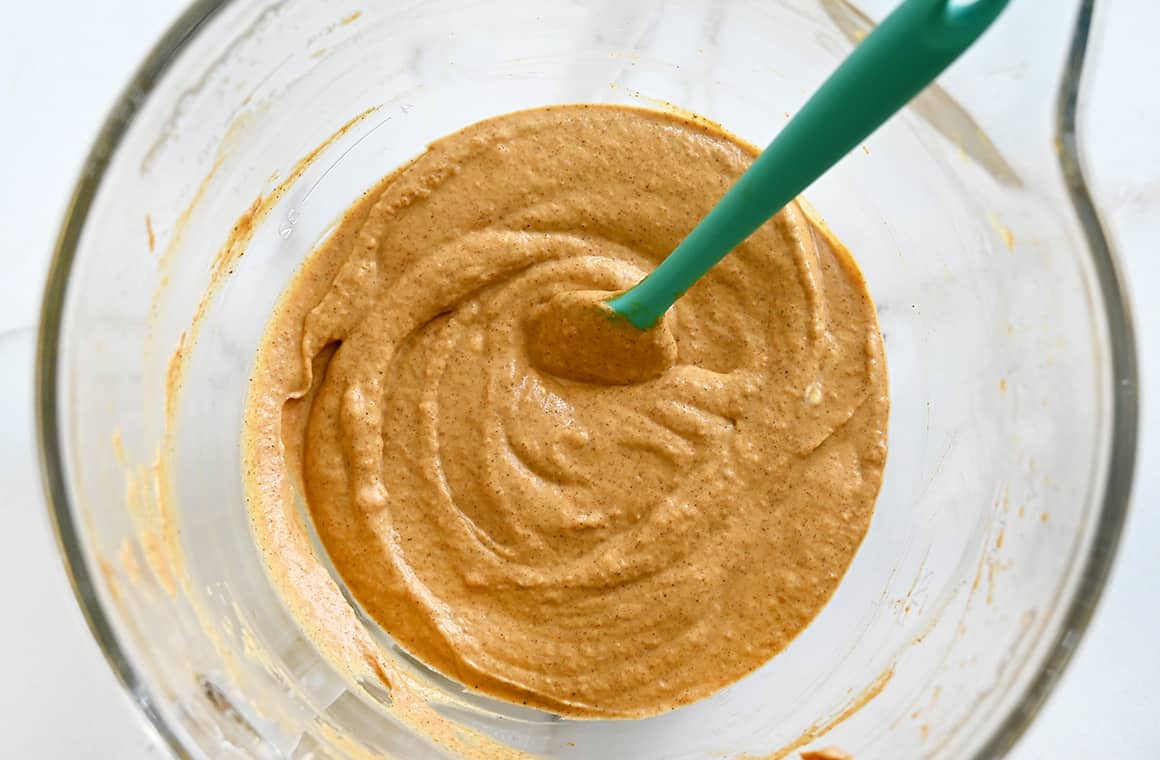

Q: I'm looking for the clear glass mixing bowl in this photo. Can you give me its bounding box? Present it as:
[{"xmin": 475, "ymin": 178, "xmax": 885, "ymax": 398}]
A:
[{"xmin": 37, "ymin": 0, "xmax": 1137, "ymax": 757}]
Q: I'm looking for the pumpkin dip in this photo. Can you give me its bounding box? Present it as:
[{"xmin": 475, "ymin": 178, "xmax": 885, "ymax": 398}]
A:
[{"xmin": 244, "ymin": 104, "xmax": 888, "ymax": 719}]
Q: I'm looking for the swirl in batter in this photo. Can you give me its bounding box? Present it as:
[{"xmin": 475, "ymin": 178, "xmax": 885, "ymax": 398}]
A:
[{"xmin": 245, "ymin": 105, "xmax": 888, "ymax": 718}]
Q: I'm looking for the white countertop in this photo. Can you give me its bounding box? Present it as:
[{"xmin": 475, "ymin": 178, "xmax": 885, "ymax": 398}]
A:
[{"xmin": 1, "ymin": 1, "xmax": 1156, "ymax": 756}]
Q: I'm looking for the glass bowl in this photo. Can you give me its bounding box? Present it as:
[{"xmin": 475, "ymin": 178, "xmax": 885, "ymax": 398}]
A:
[{"xmin": 37, "ymin": 0, "xmax": 1137, "ymax": 757}]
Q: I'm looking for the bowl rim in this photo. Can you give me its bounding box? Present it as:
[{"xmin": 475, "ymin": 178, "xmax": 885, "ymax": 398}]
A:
[{"xmin": 34, "ymin": 0, "xmax": 1137, "ymax": 758}]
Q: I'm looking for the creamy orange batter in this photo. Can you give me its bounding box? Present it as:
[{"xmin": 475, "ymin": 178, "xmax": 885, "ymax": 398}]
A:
[{"xmin": 244, "ymin": 104, "xmax": 888, "ymax": 719}]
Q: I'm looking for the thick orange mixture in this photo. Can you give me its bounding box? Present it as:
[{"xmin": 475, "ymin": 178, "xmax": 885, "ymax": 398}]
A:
[{"xmin": 244, "ymin": 105, "xmax": 888, "ymax": 718}]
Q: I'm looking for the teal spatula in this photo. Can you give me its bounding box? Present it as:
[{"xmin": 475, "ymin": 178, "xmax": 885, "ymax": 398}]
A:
[{"xmin": 606, "ymin": 0, "xmax": 1009, "ymax": 329}]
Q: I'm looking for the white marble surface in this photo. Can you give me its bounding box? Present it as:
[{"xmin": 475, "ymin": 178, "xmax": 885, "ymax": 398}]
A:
[{"xmin": 0, "ymin": 0, "xmax": 1156, "ymax": 756}]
